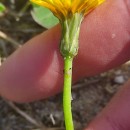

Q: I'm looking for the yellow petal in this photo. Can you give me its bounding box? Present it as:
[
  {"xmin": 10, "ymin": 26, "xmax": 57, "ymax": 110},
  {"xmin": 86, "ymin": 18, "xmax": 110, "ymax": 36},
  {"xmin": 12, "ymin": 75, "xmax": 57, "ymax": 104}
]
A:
[{"xmin": 30, "ymin": 0, "xmax": 105, "ymax": 20}]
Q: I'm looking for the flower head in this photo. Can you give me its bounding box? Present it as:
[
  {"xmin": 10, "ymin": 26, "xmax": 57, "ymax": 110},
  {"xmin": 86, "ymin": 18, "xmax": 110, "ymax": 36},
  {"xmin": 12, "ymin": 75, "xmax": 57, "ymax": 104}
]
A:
[
  {"xmin": 30, "ymin": 1, "xmax": 106, "ymax": 129},
  {"xmin": 30, "ymin": 0, "xmax": 105, "ymax": 20}
]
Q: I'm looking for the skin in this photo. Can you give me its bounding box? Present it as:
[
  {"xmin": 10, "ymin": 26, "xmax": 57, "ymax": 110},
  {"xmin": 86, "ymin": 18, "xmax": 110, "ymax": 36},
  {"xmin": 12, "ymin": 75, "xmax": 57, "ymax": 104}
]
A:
[{"xmin": 0, "ymin": 0, "xmax": 130, "ymax": 129}]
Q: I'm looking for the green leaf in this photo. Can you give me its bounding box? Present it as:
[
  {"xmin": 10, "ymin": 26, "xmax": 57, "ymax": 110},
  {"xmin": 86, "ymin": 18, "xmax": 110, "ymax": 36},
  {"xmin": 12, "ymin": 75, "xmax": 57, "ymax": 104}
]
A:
[
  {"xmin": 31, "ymin": 4, "xmax": 59, "ymax": 29},
  {"xmin": 0, "ymin": 2, "xmax": 6, "ymax": 13}
]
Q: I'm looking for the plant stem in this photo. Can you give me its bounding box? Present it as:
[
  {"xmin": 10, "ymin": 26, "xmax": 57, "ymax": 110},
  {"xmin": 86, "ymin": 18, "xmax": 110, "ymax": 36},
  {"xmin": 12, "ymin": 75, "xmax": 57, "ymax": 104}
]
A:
[
  {"xmin": 63, "ymin": 56, "xmax": 74, "ymax": 130},
  {"xmin": 60, "ymin": 13, "xmax": 83, "ymax": 130},
  {"xmin": 18, "ymin": 1, "xmax": 31, "ymax": 16}
]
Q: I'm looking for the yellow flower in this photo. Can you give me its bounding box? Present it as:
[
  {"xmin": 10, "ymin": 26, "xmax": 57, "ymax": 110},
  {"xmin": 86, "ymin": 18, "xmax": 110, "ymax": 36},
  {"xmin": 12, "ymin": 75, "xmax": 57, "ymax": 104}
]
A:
[
  {"xmin": 30, "ymin": 0, "xmax": 105, "ymax": 58},
  {"xmin": 30, "ymin": 1, "xmax": 105, "ymax": 130},
  {"xmin": 30, "ymin": 0, "xmax": 105, "ymax": 20}
]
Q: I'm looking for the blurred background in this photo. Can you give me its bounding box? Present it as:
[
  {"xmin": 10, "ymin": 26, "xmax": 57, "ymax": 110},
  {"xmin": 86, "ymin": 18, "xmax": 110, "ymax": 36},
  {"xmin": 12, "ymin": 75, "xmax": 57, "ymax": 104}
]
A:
[{"xmin": 0, "ymin": 0, "xmax": 130, "ymax": 130}]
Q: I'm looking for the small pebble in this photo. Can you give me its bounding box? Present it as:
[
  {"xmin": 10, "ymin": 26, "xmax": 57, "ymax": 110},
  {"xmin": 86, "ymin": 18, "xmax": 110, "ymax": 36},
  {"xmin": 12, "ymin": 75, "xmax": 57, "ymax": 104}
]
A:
[{"xmin": 114, "ymin": 75, "xmax": 125, "ymax": 84}]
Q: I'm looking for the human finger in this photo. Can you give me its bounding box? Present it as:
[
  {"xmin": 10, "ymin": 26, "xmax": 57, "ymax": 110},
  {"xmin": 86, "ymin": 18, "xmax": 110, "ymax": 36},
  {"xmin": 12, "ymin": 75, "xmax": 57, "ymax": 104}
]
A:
[
  {"xmin": 85, "ymin": 78, "xmax": 130, "ymax": 130},
  {"xmin": 0, "ymin": 0, "xmax": 130, "ymax": 102}
]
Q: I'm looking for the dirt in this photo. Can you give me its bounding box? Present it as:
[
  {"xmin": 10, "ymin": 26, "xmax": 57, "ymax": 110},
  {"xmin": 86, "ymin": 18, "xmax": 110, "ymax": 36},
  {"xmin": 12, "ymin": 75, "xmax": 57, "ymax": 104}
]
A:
[{"xmin": 0, "ymin": 1, "xmax": 130, "ymax": 130}]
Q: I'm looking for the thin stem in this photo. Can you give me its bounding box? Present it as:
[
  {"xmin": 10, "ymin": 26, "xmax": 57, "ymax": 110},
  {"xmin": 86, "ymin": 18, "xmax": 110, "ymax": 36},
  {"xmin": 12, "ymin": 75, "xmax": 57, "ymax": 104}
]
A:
[
  {"xmin": 18, "ymin": 1, "xmax": 31, "ymax": 16},
  {"xmin": 60, "ymin": 13, "xmax": 83, "ymax": 130},
  {"xmin": 0, "ymin": 31, "xmax": 21, "ymax": 49},
  {"xmin": 63, "ymin": 56, "xmax": 74, "ymax": 130}
]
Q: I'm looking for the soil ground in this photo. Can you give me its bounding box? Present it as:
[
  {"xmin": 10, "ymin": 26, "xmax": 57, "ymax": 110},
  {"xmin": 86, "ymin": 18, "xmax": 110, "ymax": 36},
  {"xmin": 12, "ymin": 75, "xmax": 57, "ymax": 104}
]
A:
[{"xmin": 0, "ymin": 1, "xmax": 130, "ymax": 130}]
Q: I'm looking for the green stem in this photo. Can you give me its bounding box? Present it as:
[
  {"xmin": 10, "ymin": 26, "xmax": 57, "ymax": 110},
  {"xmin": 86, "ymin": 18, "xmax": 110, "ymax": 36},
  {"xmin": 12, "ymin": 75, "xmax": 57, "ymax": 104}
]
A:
[
  {"xmin": 18, "ymin": 1, "xmax": 30, "ymax": 16},
  {"xmin": 63, "ymin": 56, "xmax": 74, "ymax": 130},
  {"xmin": 60, "ymin": 13, "xmax": 83, "ymax": 130}
]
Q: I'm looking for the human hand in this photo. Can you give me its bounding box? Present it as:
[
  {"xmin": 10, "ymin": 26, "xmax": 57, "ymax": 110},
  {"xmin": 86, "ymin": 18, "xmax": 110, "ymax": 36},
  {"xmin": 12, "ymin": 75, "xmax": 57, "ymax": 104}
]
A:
[{"xmin": 0, "ymin": 0, "xmax": 130, "ymax": 129}]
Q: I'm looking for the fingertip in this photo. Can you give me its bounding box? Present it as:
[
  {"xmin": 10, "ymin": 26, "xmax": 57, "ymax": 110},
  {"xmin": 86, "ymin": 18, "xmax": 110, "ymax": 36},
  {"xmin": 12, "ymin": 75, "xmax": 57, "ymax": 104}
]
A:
[{"xmin": 0, "ymin": 26, "xmax": 64, "ymax": 102}]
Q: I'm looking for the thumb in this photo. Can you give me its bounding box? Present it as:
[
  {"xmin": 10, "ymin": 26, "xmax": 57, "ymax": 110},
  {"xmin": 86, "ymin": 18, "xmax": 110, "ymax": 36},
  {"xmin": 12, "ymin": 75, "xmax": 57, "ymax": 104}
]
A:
[{"xmin": 85, "ymin": 79, "xmax": 130, "ymax": 130}]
